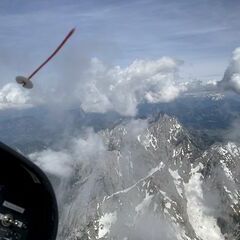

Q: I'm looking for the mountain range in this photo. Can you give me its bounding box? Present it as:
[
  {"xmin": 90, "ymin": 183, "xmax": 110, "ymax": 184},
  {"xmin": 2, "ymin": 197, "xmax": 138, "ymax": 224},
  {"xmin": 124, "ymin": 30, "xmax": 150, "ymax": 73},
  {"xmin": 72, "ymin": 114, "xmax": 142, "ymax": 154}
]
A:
[
  {"xmin": 0, "ymin": 93, "xmax": 239, "ymax": 239},
  {"xmin": 56, "ymin": 115, "xmax": 239, "ymax": 240}
]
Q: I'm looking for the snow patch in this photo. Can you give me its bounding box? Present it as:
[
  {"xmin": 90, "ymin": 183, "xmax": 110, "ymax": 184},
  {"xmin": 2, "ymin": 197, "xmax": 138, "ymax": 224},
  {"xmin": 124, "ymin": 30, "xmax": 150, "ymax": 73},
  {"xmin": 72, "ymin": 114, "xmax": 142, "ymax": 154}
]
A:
[
  {"xmin": 226, "ymin": 142, "xmax": 240, "ymax": 157},
  {"xmin": 106, "ymin": 162, "xmax": 164, "ymax": 200},
  {"xmin": 223, "ymin": 186, "xmax": 238, "ymax": 205},
  {"xmin": 135, "ymin": 191, "xmax": 153, "ymax": 213},
  {"xmin": 98, "ymin": 212, "xmax": 117, "ymax": 239},
  {"xmin": 169, "ymin": 169, "xmax": 183, "ymax": 197},
  {"xmin": 218, "ymin": 146, "xmax": 228, "ymax": 156},
  {"xmin": 165, "ymin": 202, "xmax": 171, "ymax": 209},
  {"xmin": 184, "ymin": 164, "xmax": 224, "ymax": 240},
  {"xmin": 220, "ymin": 159, "xmax": 234, "ymax": 181},
  {"xmin": 141, "ymin": 130, "xmax": 158, "ymax": 150}
]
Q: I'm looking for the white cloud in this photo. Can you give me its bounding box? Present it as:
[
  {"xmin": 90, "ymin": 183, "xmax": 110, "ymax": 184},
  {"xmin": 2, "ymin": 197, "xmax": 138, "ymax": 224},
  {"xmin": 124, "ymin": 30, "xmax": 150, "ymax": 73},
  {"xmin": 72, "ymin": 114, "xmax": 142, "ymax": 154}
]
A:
[
  {"xmin": 0, "ymin": 56, "xmax": 185, "ymax": 115},
  {"xmin": 29, "ymin": 149, "xmax": 74, "ymax": 178},
  {"xmin": 28, "ymin": 120, "xmax": 148, "ymax": 179},
  {"xmin": 71, "ymin": 128, "xmax": 106, "ymax": 162},
  {"xmin": 145, "ymin": 85, "xmax": 184, "ymax": 103},
  {"xmin": 218, "ymin": 47, "xmax": 240, "ymax": 93},
  {"xmin": 0, "ymin": 83, "xmax": 32, "ymax": 109},
  {"xmin": 29, "ymin": 128, "xmax": 107, "ymax": 178},
  {"xmin": 77, "ymin": 57, "xmax": 185, "ymax": 116}
]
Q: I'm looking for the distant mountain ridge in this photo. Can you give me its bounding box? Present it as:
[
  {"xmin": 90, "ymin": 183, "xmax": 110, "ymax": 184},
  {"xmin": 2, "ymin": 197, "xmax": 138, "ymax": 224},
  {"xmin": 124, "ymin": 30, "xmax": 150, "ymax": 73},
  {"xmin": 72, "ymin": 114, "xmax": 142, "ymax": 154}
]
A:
[
  {"xmin": 1, "ymin": 93, "xmax": 240, "ymax": 154},
  {"xmin": 0, "ymin": 94, "xmax": 239, "ymax": 239}
]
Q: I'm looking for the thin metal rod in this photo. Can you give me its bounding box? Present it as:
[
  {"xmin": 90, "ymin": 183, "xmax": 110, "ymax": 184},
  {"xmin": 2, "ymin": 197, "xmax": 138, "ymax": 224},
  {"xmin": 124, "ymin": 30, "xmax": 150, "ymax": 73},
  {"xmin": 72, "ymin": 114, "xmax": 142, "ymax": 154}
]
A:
[{"xmin": 28, "ymin": 28, "xmax": 75, "ymax": 80}]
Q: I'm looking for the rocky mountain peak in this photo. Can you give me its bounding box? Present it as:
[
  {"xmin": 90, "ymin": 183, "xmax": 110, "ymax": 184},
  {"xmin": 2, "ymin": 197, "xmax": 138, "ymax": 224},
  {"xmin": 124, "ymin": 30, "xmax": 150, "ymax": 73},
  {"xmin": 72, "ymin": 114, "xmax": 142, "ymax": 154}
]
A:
[{"xmin": 54, "ymin": 115, "xmax": 239, "ymax": 240}]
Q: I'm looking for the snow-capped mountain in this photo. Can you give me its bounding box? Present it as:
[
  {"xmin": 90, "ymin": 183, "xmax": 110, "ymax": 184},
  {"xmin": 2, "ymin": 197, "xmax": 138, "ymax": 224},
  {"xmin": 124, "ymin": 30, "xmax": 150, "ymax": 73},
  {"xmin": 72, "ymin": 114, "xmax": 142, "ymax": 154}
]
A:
[{"xmin": 56, "ymin": 115, "xmax": 240, "ymax": 240}]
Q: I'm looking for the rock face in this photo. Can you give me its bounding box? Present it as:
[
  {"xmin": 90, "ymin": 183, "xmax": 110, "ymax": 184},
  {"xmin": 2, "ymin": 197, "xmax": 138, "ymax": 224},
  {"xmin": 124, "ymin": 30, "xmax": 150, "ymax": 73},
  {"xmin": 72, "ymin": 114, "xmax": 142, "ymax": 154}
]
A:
[{"xmin": 57, "ymin": 115, "xmax": 240, "ymax": 240}]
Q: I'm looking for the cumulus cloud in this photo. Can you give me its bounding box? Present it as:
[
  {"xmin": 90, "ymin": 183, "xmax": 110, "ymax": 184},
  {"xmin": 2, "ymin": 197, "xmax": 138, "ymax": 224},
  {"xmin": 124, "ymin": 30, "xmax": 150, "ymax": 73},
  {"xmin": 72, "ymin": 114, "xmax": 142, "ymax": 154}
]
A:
[
  {"xmin": 0, "ymin": 56, "xmax": 185, "ymax": 115},
  {"xmin": 0, "ymin": 83, "xmax": 32, "ymax": 109},
  {"xmin": 29, "ymin": 149, "xmax": 74, "ymax": 178},
  {"xmin": 29, "ymin": 128, "xmax": 107, "ymax": 178},
  {"xmin": 76, "ymin": 57, "xmax": 185, "ymax": 116},
  {"xmin": 218, "ymin": 47, "xmax": 240, "ymax": 93},
  {"xmin": 71, "ymin": 128, "xmax": 106, "ymax": 162},
  {"xmin": 144, "ymin": 84, "xmax": 183, "ymax": 103},
  {"xmin": 29, "ymin": 119, "xmax": 149, "ymax": 179}
]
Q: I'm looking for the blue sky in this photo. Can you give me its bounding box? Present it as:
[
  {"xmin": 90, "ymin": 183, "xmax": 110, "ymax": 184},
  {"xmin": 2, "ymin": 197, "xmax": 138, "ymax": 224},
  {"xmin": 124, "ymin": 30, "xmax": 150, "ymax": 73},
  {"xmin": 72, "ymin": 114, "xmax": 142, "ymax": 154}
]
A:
[{"xmin": 0, "ymin": 0, "xmax": 240, "ymax": 85}]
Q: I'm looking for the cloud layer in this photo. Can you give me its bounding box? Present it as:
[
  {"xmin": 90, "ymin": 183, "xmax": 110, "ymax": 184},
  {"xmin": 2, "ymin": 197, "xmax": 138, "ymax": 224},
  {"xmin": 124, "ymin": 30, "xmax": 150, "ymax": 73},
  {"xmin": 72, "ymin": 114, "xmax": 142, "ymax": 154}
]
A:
[
  {"xmin": 0, "ymin": 83, "xmax": 31, "ymax": 110},
  {"xmin": 77, "ymin": 57, "xmax": 184, "ymax": 116},
  {"xmin": 28, "ymin": 118, "xmax": 148, "ymax": 178},
  {"xmin": 4, "ymin": 45, "xmax": 240, "ymax": 115},
  {"xmin": 218, "ymin": 48, "xmax": 240, "ymax": 94},
  {"xmin": 0, "ymin": 56, "xmax": 185, "ymax": 116},
  {"xmin": 29, "ymin": 128, "xmax": 107, "ymax": 178}
]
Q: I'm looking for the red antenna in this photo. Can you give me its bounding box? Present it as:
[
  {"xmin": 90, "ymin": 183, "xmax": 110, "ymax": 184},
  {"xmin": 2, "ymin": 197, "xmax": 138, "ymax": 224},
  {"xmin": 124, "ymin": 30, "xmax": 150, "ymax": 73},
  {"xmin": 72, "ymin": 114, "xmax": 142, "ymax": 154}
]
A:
[{"xmin": 16, "ymin": 28, "xmax": 76, "ymax": 89}]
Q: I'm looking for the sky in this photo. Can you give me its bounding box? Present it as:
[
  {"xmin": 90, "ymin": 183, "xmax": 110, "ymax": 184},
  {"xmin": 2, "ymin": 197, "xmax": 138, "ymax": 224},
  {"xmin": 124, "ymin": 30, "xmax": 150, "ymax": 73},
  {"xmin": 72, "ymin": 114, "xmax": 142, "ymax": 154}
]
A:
[
  {"xmin": 1, "ymin": 3, "xmax": 240, "ymax": 237},
  {"xmin": 1, "ymin": 0, "xmax": 240, "ymax": 85}
]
